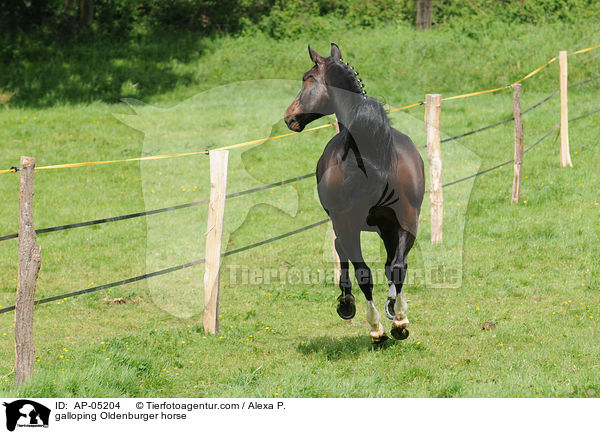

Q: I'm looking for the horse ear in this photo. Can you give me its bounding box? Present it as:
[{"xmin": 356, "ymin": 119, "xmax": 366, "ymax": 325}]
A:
[
  {"xmin": 330, "ymin": 43, "xmax": 342, "ymax": 60},
  {"xmin": 308, "ymin": 44, "xmax": 324, "ymax": 65}
]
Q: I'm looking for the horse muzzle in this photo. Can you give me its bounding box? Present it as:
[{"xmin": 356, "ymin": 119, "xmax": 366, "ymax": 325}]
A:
[{"xmin": 284, "ymin": 115, "xmax": 304, "ymax": 132}]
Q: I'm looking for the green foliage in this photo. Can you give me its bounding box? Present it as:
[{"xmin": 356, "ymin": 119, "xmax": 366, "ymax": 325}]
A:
[
  {"xmin": 140, "ymin": 0, "xmax": 248, "ymax": 33},
  {"xmin": 434, "ymin": 0, "xmax": 600, "ymax": 26},
  {"xmin": 1, "ymin": 17, "xmax": 598, "ymax": 107},
  {"xmin": 253, "ymin": 0, "xmax": 405, "ymax": 39},
  {"xmin": 2, "ymin": 0, "xmax": 598, "ymax": 47}
]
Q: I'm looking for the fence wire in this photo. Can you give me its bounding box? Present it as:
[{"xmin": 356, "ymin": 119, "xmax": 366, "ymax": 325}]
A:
[
  {"xmin": 0, "ymin": 219, "xmax": 329, "ymax": 314},
  {"xmin": 0, "ymin": 173, "xmax": 316, "ymax": 242},
  {"xmin": 443, "ymin": 104, "xmax": 600, "ymax": 188},
  {"xmin": 5, "ymin": 76, "xmax": 597, "ymax": 242},
  {"xmin": 3, "ymin": 102, "xmax": 598, "ymax": 315}
]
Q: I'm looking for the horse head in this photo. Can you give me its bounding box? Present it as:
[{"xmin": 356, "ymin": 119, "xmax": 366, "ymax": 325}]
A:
[{"xmin": 284, "ymin": 43, "xmax": 365, "ymax": 132}]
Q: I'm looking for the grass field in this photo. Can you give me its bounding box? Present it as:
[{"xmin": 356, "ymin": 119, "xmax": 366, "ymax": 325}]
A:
[{"xmin": 0, "ymin": 21, "xmax": 599, "ymax": 397}]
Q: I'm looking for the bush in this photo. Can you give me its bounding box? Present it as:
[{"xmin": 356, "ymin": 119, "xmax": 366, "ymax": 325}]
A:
[{"xmin": 0, "ymin": 0, "xmax": 598, "ymax": 45}]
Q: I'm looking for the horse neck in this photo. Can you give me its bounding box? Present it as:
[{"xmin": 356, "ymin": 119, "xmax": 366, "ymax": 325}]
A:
[
  {"xmin": 330, "ymin": 90, "xmax": 394, "ymax": 173},
  {"xmin": 329, "ymin": 87, "xmax": 363, "ymax": 127}
]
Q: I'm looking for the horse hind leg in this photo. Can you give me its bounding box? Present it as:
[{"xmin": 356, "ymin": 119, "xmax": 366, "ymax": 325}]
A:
[
  {"xmin": 366, "ymin": 296, "xmax": 387, "ymax": 344},
  {"xmin": 380, "ymin": 224, "xmax": 414, "ymax": 340},
  {"xmin": 391, "ymin": 289, "xmax": 410, "ymax": 340},
  {"xmin": 338, "ymin": 228, "xmax": 387, "ymax": 344},
  {"xmin": 389, "ymin": 230, "xmax": 414, "ymax": 340},
  {"xmin": 334, "ymin": 237, "xmax": 355, "ymax": 320},
  {"xmin": 381, "ymin": 226, "xmax": 400, "ymax": 320},
  {"xmin": 356, "ymin": 261, "xmax": 387, "ymax": 344}
]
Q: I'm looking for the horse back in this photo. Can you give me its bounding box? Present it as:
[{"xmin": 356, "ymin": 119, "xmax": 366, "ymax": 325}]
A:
[{"xmin": 316, "ymin": 127, "xmax": 425, "ymax": 236}]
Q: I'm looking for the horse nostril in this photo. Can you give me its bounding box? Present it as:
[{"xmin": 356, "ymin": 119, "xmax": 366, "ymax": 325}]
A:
[{"xmin": 287, "ymin": 117, "xmax": 296, "ymax": 128}]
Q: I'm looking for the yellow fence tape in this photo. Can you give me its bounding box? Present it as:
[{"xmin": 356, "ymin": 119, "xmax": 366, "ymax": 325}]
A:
[{"xmin": 1, "ymin": 44, "xmax": 598, "ymax": 174}]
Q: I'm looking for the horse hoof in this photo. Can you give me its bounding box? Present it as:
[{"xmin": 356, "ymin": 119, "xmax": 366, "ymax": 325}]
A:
[
  {"xmin": 391, "ymin": 322, "xmax": 409, "ymax": 340},
  {"xmin": 384, "ymin": 297, "xmax": 396, "ymax": 320},
  {"xmin": 336, "ymin": 294, "xmax": 356, "ymax": 320},
  {"xmin": 371, "ymin": 334, "xmax": 389, "ymax": 345}
]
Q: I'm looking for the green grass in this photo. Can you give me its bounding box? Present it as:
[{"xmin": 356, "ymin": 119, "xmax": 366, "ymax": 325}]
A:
[{"xmin": 0, "ymin": 20, "xmax": 599, "ymax": 397}]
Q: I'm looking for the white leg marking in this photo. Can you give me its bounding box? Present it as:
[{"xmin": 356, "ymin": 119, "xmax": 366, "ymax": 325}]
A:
[
  {"xmin": 388, "ymin": 281, "xmax": 397, "ymax": 298},
  {"xmin": 366, "ymin": 300, "xmax": 380, "ymax": 327},
  {"xmin": 393, "ymin": 291, "xmax": 409, "ymax": 325},
  {"xmin": 366, "ymin": 300, "xmax": 385, "ymax": 338}
]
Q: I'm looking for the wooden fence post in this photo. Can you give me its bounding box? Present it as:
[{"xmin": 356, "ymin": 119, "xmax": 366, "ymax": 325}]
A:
[
  {"xmin": 203, "ymin": 150, "xmax": 229, "ymax": 335},
  {"xmin": 511, "ymin": 84, "xmax": 524, "ymax": 204},
  {"xmin": 332, "ymin": 120, "xmax": 341, "ymax": 286},
  {"xmin": 426, "ymin": 94, "xmax": 443, "ymax": 244},
  {"xmin": 15, "ymin": 156, "xmax": 41, "ymax": 387},
  {"xmin": 559, "ymin": 50, "xmax": 573, "ymax": 168}
]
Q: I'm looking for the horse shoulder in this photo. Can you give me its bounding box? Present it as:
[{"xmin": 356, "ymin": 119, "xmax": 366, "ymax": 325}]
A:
[{"xmin": 317, "ymin": 133, "xmax": 346, "ymax": 184}]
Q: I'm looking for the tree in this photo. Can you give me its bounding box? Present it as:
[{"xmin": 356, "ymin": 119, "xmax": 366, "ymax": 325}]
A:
[
  {"xmin": 416, "ymin": 0, "xmax": 432, "ymax": 30},
  {"xmin": 79, "ymin": 0, "xmax": 94, "ymax": 28}
]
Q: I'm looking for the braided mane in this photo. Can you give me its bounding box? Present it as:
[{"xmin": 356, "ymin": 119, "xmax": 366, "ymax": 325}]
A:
[{"xmin": 334, "ymin": 56, "xmax": 367, "ymax": 99}]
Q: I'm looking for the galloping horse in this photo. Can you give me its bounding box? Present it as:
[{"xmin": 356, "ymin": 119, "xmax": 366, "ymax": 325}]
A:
[{"xmin": 284, "ymin": 43, "xmax": 425, "ymax": 343}]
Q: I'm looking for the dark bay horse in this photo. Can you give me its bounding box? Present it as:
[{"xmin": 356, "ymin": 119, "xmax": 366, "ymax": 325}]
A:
[{"xmin": 284, "ymin": 43, "xmax": 425, "ymax": 343}]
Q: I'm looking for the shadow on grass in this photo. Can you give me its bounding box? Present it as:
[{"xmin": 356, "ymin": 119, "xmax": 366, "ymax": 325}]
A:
[
  {"xmin": 297, "ymin": 335, "xmax": 398, "ymax": 360},
  {"xmin": 0, "ymin": 32, "xmax": 208, "ymax": 108}
]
